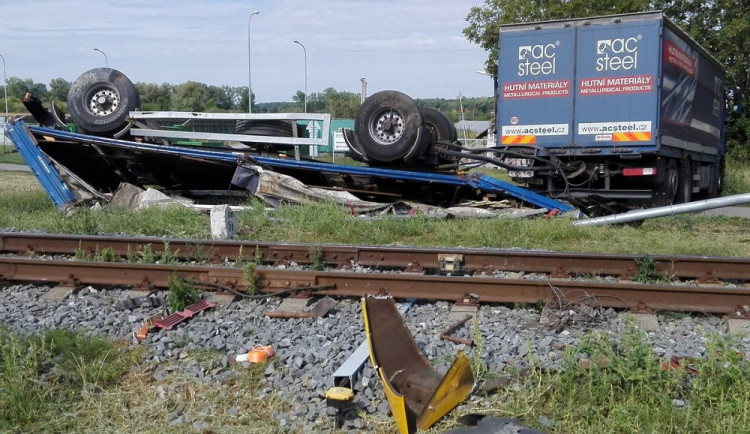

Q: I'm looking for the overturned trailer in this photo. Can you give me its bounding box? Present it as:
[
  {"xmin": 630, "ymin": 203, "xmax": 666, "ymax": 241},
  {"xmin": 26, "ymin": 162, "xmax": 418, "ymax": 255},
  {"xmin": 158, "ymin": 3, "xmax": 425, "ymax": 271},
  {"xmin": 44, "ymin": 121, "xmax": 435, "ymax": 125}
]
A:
[
  {"xmin": 4, "ymin": 66, "xmax": 576, "ymax": 215},
  {"xmin": 5, "ymin": 120, "xmax": 574, "ymax": 214}
]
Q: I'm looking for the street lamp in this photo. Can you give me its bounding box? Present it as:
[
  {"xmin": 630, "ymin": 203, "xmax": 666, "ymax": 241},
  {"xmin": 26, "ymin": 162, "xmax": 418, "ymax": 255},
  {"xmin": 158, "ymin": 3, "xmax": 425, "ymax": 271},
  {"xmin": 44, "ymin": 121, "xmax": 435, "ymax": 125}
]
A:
[
  {"xmin": 293, "ymin": 40, "xmax": 307, "ymax": 113},
  {"xmin": 248, "ymin": 10, "xmax": 260, "ymax": 113},
  {"xmin": 93, "ymin": 48, "xmax": 108, "ymax": 68},
  {"xmin": 0, "ymin": 54, "xmax": 7, "ymax": 146}
]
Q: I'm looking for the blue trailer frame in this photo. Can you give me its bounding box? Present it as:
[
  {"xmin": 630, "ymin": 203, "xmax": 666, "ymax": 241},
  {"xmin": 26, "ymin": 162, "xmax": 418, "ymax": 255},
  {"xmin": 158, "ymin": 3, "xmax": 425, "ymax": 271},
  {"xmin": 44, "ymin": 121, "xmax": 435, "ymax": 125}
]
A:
[{"xmin": 6, "ymin": 121, "xmax": 574, "ymax": 213}]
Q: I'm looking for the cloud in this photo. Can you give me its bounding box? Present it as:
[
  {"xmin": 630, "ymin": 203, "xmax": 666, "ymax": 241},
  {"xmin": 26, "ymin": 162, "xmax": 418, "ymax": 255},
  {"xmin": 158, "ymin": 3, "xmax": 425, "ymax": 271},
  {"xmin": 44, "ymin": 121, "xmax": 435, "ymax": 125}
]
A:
[{"xmin": 0, "ymin": 0, "xmax": 492, "ymax": 101}]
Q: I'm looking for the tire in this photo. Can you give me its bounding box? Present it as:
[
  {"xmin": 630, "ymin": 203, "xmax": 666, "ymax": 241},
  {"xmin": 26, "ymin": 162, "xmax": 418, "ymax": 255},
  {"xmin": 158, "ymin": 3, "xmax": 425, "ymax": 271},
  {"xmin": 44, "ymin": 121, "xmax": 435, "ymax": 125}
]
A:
[
  {"xmin": 354, "ymin": 90, "xmax": 424, "ymax": 163},
  {"xmin": 67, "ymin": 68, "xmax": 140, "ymax": 136},
  {"xmin": 235, "ymin": 119, "xmax": 295, "ymax": 137},
  {"xmin": 422, "ymin": 107, "xmax": 457, "ymax": 143},
  {"xmin": 234, "ymin": 120, "xmax": 295, "ymax": 151},
  {"xmin": 655, "ymin": 159, "xmax": 678, "ymax": 205},
  {"xmin": 706, "ymin": 161, "xmax": 721, "ymax": 198},
  {"xmin": 676, "ymin": 158, "xmax": 693, "ymax": 204}
]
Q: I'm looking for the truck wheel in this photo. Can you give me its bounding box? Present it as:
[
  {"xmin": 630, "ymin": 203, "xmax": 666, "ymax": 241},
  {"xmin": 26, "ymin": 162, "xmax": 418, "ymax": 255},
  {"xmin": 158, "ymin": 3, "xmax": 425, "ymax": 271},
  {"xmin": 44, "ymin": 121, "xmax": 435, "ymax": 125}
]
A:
[
  {"xmin": 354, "ymin": 90, "xmax": 424, "ymax": 163},
  {"xmin": 234, "ymin": 120, "xmax": 295, "ymax": 151},
  {"xmin": 656, "ymin": 159, "xmax": 679, "ymax": 205},
  {"xmin": 706, "ymin": 161, "xmax": 724, "ymax": 199},
  {"xmin": 422, "ymin": 107, "xmax": 457, "ymax": 143},
  {"xmin": 676, "ymin": 159, "xmax": 693, "ymax": 203},
  {"xmin": 67, "ymin": 68, "xmax": 140, "ymax": 136}
]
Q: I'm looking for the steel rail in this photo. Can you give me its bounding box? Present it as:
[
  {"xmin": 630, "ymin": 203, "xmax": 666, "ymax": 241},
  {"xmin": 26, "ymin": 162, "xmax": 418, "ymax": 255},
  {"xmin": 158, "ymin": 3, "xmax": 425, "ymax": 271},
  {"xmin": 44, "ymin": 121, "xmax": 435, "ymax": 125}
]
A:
[
  {"xmin": 1, "ymin": 232, "xmax": 749, "ymax": 282},
  {"xmin": 0, "ymin": 256, "xmax": 747, "ymax": 314}
]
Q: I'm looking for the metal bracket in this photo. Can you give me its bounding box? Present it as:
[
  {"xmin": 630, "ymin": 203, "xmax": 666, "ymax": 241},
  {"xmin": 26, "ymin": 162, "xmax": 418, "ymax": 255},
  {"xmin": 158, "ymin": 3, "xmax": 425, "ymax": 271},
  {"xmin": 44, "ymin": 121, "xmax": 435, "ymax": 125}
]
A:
[{"xmin": 438, "ymin": 254, "xmax": 463, "ymax": 274}]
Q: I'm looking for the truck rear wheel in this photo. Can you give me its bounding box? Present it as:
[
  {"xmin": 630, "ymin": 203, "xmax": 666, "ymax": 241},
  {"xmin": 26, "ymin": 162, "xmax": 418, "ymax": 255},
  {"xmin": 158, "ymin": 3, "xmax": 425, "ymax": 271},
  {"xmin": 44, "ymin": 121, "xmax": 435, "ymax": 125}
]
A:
[
  {"xmin": 422, "ymin": 107, "xmax": 457, "ymax": 144},
  {"xmin": 67, "ymin": 68, "xmax": 140, "ymax": 137},
  {"xmin": 354, "ymin": 90, "xmax": 425, "ymax": 163},
  {"xmin": 676, "ymin": 159, "xmax": 693, "ymax": 203},
  {"xmin": 655, "ymin": 159, "xmax": 678, "ymax": 205}
]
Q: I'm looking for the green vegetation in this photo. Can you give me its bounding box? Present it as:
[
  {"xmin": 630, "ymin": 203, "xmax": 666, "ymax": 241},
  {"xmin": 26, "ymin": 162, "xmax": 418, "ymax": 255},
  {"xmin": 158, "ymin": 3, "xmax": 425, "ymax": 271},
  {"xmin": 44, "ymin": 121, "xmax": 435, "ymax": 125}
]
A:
[
  {"xmin": 166, "ymin": 272, "xmax": 201, "ymax": 312},
  {"xmin": 0, "ymin": 145, "xmax": 24, "ymax": 165},
  {"xmin": 0, "ymin": 327, "xmax": 139, "ymax": 432},
  {"xmin": 2, "ymin": 171, "xmax": 750, "ymax": 258},
  {"xmin": 0, "ymin": 325, "xmax": 282, "ymax": 433},
  {"xmin": 436, "ymin": 324, "xmax": 750, "ymax": 433},
  {"xmin": 0, "ymin": 77, "xmax": 492, "ymax": 122}
]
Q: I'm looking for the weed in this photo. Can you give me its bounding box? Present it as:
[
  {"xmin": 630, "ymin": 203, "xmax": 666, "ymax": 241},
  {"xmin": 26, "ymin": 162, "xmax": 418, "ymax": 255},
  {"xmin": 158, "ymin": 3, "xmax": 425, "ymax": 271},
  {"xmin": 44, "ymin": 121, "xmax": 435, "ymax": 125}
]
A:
[
  {"xmin": 633, "ymin": 255, "xmax": 660, "ymax": 283},
  {"xmin": 235, "ymin": 245, "xmax": 247, "ymax": 267},
  {"xmin": 125, "ymin": 245, "xmax": 137, "ymax": 262},
  {"xmin": 94, "ymin": 246, "xmax": 118, "ymax": 262},
  {"xmin": 187, "ymin": 242, "xmax": 213, "ymax": 264},
  {"xmin": 137, "ymin": 244, "xmax": 158, "ymax": 264},
  {"xmin": 243, "ymin": 262, "xmax": 258, "ymax": 295},
  {"xmin": 254, "ymin": 245, "xmax": 264, "ymax": 265},
  {"xmin": 309, "ymin": 245, "xmax": 325, "ymax": 271},
  {"xmin": 74, "ymin": 241, "xmax": 88, "ymax": 260},
  {"xmin": 469, "ymin": 317, "xmax": 488, "ymax": 381},
  {"xmin": 160, "ymin": 241, "xmax": 179, "ymax": 265},
  {"xmin": 166, "ymin": 272, "xmax": 201, "ymax": 312}
]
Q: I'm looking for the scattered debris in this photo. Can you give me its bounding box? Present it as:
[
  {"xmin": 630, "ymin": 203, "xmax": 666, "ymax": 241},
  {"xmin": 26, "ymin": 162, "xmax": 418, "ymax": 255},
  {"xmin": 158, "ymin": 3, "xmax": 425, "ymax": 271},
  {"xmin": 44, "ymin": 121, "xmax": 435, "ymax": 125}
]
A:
[
  {"xmin": 154, "ymin": 299, "xmax": 216, "ymax": 331},
  {"xmin": 118, "ymin": 295, "xmax": 166, "ymax": 310},
  {"xmin": 362, "ymin": 294, "xmax": 474, "ymax": 433},
  {"xmin": 439, "ymin": 315, "xmax": 474, "ymax": 347},
  {"xmin": 265, "ymin": 296, "xmax": 336, "ymax": 319},
  {"xmin": 325, "ymin": 386, "xmax": 355, "ymax": 429},
  {"xmin": 135, "ymin": 315, "xmax": 161, "ymax": 341},
  {"xmin": 235, "ymin": 345, "xmax": 274, "ymax": 363}
]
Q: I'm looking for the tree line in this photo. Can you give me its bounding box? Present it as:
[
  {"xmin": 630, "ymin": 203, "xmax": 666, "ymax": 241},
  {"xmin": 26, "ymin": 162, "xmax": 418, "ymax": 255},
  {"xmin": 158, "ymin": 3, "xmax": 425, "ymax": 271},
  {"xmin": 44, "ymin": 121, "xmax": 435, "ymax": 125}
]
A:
[
  {"xmin": 463, "ymin": 0, "xmax": 749, "ymax": 157},
  {"xmin": 0, "ymin": 77, "xmax": 493, "ymax": 122}
]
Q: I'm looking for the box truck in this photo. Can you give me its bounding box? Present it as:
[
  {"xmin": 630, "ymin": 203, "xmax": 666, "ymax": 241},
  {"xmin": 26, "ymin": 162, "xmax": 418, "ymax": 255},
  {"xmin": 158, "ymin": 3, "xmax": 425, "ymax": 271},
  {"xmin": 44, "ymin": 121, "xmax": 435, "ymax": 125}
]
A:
[{"xmin": 343, "ymin": 11, "xmax": 728, "ymax": 206}]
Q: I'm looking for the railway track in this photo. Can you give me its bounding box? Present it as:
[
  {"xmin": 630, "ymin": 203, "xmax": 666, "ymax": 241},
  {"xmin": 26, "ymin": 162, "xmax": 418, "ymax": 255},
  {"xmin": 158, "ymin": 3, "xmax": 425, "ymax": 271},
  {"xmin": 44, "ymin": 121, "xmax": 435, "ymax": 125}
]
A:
[{"xmin": 1, "ymin": 232, "xmax": 749, "ymax": 314}]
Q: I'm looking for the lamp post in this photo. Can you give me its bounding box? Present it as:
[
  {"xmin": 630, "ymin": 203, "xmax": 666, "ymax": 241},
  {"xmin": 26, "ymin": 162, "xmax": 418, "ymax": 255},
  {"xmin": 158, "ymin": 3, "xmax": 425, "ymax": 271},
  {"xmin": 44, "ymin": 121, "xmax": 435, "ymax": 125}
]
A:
[
  {"xmin": 293, "ymin": 40, "xmax": 307, "ymax": 113},
  {"xmin": 0, "ymin": 54, "xmax": 7, "ymax": 146},
  {"xmin": 93, "ymin": 48, "xmax": 108, "ymax": 68},
  {"xmin": 248, "ymin": 10, "xmax": 260, "ymax": 113}
]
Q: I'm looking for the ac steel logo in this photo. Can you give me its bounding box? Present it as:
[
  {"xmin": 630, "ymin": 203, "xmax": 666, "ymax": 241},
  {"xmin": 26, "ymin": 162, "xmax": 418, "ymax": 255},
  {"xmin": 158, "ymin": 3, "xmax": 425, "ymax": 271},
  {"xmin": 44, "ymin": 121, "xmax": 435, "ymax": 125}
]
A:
[
  {"xmin": 517, "ymin": 41, "xmax": 559, "ymax": 76},
  {"xmin": 595, "ymin": 35, "xmax": 641, "ymax": 72}
]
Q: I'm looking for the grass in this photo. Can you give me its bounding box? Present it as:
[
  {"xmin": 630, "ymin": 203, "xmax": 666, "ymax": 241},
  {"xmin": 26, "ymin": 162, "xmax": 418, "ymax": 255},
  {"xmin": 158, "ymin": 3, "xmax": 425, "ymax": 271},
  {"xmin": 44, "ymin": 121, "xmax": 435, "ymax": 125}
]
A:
[
  {"xmin": 0, "ymin": 145, "xmax": 25, "ymax": 165},
  {"xmin": 0, "ymin": 325, "xmax": 285, "ymax": 433},
  {"xmin": 2, "ymin": 171, "xmax": 750, "ymax": 257},
  {"xmin": 434, "ymin": 324, "xmax": 750, "ymax": 433},
  {"xmin": 1, "ymin": 320, "xmax": 748, "ymax": 433}
]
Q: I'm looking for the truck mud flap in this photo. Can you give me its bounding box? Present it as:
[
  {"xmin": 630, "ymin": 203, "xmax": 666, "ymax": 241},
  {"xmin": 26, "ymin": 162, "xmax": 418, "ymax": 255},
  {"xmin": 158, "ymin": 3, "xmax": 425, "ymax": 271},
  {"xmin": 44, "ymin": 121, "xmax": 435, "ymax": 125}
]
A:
[
  {"xmin": 342, "ymin": 128, "xmax": 368, "ymax": 162},
  {"xmin": 362, "ymin": 294, "xmax": 474, "ymax": 433}
]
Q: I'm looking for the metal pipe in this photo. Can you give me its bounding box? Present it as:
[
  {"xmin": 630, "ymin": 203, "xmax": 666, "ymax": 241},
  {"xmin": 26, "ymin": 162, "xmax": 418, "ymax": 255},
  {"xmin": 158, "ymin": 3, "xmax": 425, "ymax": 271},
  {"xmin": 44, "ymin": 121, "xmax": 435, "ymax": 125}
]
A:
[
  {"xmin": 0, "ymin": 54, "xmax": 6, "ymax": 146},
  {"xmin": 247, "ymin": 11, "xmax": 260, "ymax": 113},
  {"xmin": 574, "ymin": 194, "xmax": 750, "ymax": 226},
  {"xmin": 293, "ymin": 40, "xmax": 307, "ymax": 113}
]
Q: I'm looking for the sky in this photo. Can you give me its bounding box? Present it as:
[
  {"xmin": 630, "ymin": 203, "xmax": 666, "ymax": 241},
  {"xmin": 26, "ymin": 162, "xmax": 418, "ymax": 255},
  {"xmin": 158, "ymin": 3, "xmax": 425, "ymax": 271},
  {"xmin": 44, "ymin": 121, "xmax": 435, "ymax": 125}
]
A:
[{"xmin": 0, "ymin": 0, "xmax": 495, "ymax": 103}]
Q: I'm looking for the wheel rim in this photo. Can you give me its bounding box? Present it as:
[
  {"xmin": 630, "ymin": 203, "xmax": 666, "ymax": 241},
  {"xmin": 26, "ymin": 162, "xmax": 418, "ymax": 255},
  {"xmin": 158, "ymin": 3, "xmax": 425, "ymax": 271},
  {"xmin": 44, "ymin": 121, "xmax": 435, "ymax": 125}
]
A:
[
  {"xmin": 86, "ymin": 86, "xmax": 120, "ymax": 117},
  {"xmin": 368, "ymin": 108, "xmax": 405, "ymax": 145}
]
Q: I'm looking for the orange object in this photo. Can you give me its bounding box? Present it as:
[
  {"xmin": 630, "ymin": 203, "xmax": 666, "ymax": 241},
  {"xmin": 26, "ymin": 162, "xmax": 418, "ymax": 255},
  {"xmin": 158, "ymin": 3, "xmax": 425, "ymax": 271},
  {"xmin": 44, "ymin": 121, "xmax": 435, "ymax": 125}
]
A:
[
  {"xmin": 236, "ymin": 345, "xmax": 274, "ymax": 363},
  {"xmin": 248, "ymin": 345, "xmax": 274, "ymax": 363},
  {"xmin": 135, "ymin": 315, "xmax": 161, "ymax": 341}
]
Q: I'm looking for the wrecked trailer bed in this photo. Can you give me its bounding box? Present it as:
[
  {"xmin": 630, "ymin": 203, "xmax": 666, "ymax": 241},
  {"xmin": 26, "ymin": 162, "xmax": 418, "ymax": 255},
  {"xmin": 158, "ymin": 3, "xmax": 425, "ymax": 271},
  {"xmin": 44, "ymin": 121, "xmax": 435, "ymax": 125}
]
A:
[{"xmin": 5, "ymin": 121, "xmax": 574, "ymax": 213}]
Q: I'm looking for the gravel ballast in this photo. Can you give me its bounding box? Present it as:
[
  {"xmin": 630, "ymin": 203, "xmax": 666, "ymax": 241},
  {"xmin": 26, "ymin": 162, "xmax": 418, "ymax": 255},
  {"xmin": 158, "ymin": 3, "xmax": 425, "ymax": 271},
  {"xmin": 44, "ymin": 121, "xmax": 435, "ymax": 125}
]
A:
[{"xmin": 1, "ymin": 282, "xmax": 748, "ymax": 432}]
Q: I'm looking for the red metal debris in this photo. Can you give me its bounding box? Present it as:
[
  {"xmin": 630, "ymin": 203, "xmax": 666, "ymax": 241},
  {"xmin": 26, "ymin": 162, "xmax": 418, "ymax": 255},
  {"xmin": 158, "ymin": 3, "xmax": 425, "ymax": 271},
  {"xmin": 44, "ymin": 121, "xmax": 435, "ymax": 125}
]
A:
[{"xmin": 154, "ymin": 300, "xmax": 216, "ymax": 330}]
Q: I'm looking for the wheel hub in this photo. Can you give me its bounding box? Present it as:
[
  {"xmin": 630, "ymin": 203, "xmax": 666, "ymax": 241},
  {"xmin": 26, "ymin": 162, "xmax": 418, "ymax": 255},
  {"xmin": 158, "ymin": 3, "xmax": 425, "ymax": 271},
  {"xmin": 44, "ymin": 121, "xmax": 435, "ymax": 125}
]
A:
[
  {"xmin": 370, "ymin": 109, "xmax": 405, "ymax": 145},
  {"xmin": 89, "ymin": 89, "xmax": 120, "ymax": 116}
]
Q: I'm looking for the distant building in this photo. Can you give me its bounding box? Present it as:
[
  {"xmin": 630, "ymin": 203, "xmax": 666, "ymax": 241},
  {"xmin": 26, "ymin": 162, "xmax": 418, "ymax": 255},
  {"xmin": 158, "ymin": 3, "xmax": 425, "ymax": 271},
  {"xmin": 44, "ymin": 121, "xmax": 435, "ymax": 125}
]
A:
[{"xmin": 454, "ymin": 120, "xmax": 491, "ymax": 134}]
